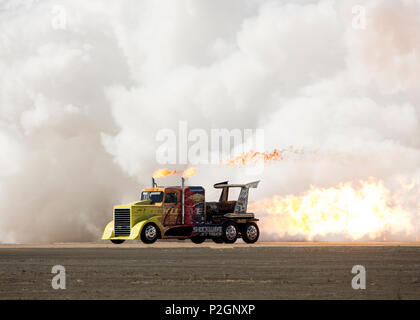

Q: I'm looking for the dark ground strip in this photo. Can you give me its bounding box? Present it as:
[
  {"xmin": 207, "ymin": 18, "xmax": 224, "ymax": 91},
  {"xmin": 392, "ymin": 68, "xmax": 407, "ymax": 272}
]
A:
[{"xmin": 0, "ymin": 246, "xmax": 419, "ymax": 299}]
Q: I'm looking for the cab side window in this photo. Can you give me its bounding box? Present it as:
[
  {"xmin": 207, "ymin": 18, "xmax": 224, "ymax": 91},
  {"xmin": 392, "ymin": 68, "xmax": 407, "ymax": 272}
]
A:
[{"xmin": 165, "ymin": 192, "xmax": 178, "ymax": 204}]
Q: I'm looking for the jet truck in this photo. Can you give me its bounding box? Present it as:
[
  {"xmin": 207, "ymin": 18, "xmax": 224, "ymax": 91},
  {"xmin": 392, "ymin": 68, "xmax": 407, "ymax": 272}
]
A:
[{"xmin": 102, "ymin": 178, "xmax": 260, "ymax": 244}]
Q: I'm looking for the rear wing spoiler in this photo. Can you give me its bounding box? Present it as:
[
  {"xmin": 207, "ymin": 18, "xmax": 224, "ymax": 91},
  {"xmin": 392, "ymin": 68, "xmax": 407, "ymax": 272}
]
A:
[
  {"xmin": 214, "ymin": 181, "xmax": 260, "ymax": 215},
  {"xmin": 214, "ymin": 181, "xmax": 260, "ymax": 189}
]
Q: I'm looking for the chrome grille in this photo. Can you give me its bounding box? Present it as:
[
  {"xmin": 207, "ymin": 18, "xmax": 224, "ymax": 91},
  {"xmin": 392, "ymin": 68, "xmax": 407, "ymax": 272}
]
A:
[{"xmin": 114, "ymin": 208, "xmax": 131, "ymax": 236}]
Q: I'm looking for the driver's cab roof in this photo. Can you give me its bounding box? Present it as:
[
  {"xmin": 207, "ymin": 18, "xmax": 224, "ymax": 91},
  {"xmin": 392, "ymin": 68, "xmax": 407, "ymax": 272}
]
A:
[{"xmin": 142, "ymin": 188, "xmax": 166, "ymax": 192}]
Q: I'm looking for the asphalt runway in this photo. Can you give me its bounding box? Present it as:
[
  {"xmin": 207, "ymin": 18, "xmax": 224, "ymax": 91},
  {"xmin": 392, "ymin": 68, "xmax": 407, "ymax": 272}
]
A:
[{"xmin": 1, "ymin": 242, "xmax": 420, "ymax": 299}]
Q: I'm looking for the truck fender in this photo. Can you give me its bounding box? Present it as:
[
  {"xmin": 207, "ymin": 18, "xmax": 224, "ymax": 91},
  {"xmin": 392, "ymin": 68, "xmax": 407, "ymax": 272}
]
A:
[
  {"xmin": 101, "ymin": 221, "xmax": 114, "ymax": 240},
  {"xmin": 130, "ymin": 218, "xmax": 164, "ymax": 240}
]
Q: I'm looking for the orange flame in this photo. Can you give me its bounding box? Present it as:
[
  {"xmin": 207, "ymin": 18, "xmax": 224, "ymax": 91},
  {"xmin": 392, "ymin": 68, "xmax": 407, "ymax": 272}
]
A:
[
  {"xmin": 221, "ymin": 148, "xmax": 306, "ymax": 167},
  {"xmin": 249, "ymin": 178, "xmax": 415, "ymax": 241},
  {"xmin": 153, "ymin": 167, "xmax": 198, "ymax": 179},
  {"xmin": 153, "ymin": 168, "xmax": 179, "ymax": 178},
  {"xmin": 222, "ymin": 149, "xmax": 282, "ymax": 167},
  {"xmin": 182, "ymin": 167, "xmax": 198, "ymax": 178}
]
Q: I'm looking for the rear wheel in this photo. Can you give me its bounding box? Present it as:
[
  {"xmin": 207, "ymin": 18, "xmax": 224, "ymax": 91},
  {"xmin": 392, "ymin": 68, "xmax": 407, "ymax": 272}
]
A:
[
  {"xmin": 222, "ymin": 221, "xmax": 238, "ymax": 244},
  {"xmin": 141, "ymin": 223, "xmax": 159, "ymax": 244},
  {"xmin": 212, "ymin": 237, "xmax": 224, "ymax": 244},
  {"xmin": 191, "ymin": 236, "xmax": 206, "ymax": 244},
  {"xmin": 111, "ymin": 240, "xmax": 125, "ymax": 245},
  {"xmin": 242, "ymin": 222, "xmax": 259, "ymax": 244}
]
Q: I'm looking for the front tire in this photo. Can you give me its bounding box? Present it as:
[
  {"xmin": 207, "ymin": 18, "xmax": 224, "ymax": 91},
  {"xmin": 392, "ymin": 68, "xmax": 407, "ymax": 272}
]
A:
[
  {"xmin": 111, "ymin": 240, "xmax": 125, "ymax": 245},
  {"xmin": 242, "ymin": 222, "xmax": 259, "ymax": 244},
  {"xmin": 141, "ymin": 223, "xmax": 159, "ymax": 244},
  {"xmin": 222, "ymin": 221, "xmax": 238, "ymax": 244}
]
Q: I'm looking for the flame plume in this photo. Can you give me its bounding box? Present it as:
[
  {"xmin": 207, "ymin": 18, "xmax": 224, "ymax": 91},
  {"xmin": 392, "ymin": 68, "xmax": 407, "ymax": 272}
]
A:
[
  {"xmin": 153, "ymin": 167, "xmax": 198, "ymax": 179},
  {"xmin": 222, "ymin": 148, "xmax": 306, "ymax": 167},
  {"xmin": 249, "ymin": 178, "xmax": 415, "ymax": 241},
  {"xmin": 153, "ymin": 168, "xmax": 180, "ymax": 178},
  {"xmin": 223, "ymin": 149, "xmax": 282, "ymax": 167},
  {"xmin": 182, "ymin": 167, "xmax": 198, "ymax": 178}
]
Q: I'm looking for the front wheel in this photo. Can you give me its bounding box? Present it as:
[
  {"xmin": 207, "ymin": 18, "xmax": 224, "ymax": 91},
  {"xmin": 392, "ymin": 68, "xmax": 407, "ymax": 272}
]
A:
[
  {"xmin": 141, "ymin": 223, "xmax": 159, "ymax": 244},
  {"xmin": 242, "ymin": 222, "xmax": 260, "ymax": 244},
  {"xmin": 222, "ymin": 221, "xmax": 238, "ymax": 244},
  {"xmin": 111, "ymin": 240, "xmax": 125, "ymax": 245},
  {"xmin": 191, "ymin": 236, "xmax": 206, "ymax": 244}
]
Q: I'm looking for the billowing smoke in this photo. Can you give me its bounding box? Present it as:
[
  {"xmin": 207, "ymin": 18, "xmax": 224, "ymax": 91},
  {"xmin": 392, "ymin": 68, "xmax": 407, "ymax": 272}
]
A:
[{"xmin": 1, "ymin": 0, "xmax": 420, "ymax": 243}]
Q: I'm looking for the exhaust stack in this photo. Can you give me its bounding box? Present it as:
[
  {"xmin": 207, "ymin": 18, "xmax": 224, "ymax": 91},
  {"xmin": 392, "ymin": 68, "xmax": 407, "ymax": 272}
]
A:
[
  {"xmin": 152, "ymin": 177, "xmax": 157, "ymax": 188},
  {"xmin": 181, "ymin": 177, "xmax": 185, "ymax": 224}
]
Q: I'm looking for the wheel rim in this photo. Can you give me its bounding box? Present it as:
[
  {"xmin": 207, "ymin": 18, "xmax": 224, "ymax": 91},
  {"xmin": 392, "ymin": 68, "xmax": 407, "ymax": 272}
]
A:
[
  {"xmin": 145, "ymin": 225, "xmax": 157, "ymax": 240},
  {"xmin": 246, "ymin": 225, "xmax": 258, "ymax": 240},
  {"xmin": 225, "ymin": 225, "xmax": 237, "ymax": 241}
]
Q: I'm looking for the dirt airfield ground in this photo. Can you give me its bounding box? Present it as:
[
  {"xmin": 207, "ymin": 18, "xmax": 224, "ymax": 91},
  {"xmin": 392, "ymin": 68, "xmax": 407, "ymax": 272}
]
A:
[{"xmin": 1, "ymin": 241, "xmax": 420, "ymax": 299}]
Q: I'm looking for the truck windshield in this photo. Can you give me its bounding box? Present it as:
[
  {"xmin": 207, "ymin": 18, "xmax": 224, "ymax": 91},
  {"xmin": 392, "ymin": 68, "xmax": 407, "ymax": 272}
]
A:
[{"xmin": 141, "ymin": 191, "xmax": 164, "ymax": 203}]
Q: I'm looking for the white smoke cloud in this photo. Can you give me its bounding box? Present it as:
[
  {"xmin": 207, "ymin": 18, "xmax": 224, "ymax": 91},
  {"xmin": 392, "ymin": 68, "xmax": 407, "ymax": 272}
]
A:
[{"xmin": 1, "ymin": 0, "xmax": 420, "ymax": 242}]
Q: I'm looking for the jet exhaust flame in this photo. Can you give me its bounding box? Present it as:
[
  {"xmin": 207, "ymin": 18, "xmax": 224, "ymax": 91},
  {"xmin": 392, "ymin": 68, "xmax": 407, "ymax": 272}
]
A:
[
  {"xmin": 249, "ymin": 178, "xmax": 416, "ymax": 241},
  {"xmin": 153, "ymin": 168, "xmax": 180, "ymax": 178},
  {"xmin": 222, "ymin": 147, "xmax": 305, "ymax": 167},
  {"xmin": 182, "ymin": 167, "xmax": 198, "ymax": 178},
  {"xmin": 222, "ymin": 149, "xmax": 282, "ymax": 166},
  {"xmin": 153, "ymin": 167, "xmax": 198, "ymax": 179}
]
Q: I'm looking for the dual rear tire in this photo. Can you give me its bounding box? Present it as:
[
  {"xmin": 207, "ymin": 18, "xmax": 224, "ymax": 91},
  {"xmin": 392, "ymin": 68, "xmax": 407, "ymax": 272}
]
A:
[
  {"xmin": 222, "ymin": 221, "xmax": 239, "ymax": 244},
  {"xmin": 212, "ymin": 221, "xmax": 260, "ymax": 244},
  {"xmin": 241, "ymin": 222, "xmax": 260, "ymax": 244},
  {"xmin": 212, "ymin": 237, "xmax": 224, "ymax": 244},
  {"xmin": 191, "ymin": 236, "xmax": 206, "ymax": 244}
]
